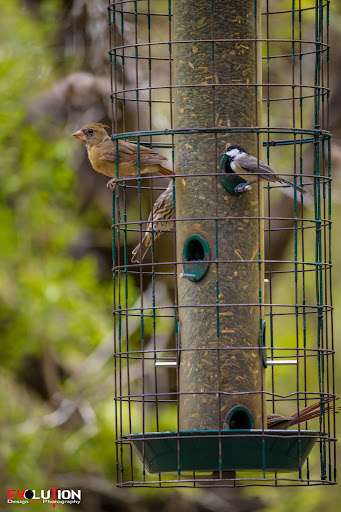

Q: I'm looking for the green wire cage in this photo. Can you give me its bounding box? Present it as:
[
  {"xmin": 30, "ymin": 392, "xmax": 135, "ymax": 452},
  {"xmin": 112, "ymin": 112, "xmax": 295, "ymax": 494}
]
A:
[{"xmin": 108, "ymin": 0, "xmax": 336, "ymax": 486}]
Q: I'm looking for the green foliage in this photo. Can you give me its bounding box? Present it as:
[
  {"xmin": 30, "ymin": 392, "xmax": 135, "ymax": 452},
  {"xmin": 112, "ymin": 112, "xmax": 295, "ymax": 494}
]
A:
[{"xmin": 0, "ymin": 0, "xmax": 118, "ymax": 497}]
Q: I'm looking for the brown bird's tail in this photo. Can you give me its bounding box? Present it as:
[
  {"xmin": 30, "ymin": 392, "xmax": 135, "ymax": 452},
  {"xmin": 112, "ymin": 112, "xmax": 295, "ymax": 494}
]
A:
[
  {"xmin": 290, "ymin": 396, "xmax": 340, "ymax": 426},
  {"xmin": 131, "ymin": 234, "xmax": 151, "ymax": 264},
  {"xmin": 157, "ymin": 164, "xmax": 173, "ymax": 176},
  {"xmin": 267, "ymin": 396, "xmax": 340, "ymax": 429},
  {"xmin": 278, "ymin": 175, "xmax": 307, "ymax": 195}
]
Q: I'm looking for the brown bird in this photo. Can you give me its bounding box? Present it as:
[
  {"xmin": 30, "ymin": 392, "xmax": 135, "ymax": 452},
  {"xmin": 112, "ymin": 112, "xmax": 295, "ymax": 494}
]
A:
[
  {"xmin": 132, "ymin": 181, "xmax": 175, "ymax": 263},
  {"xmin": 267, "ymin": 397, "xmax": 339, "ymax": 430},
  {"xmin": 72, "ymin": 123, "xmax": 172, "ymax": 190}
]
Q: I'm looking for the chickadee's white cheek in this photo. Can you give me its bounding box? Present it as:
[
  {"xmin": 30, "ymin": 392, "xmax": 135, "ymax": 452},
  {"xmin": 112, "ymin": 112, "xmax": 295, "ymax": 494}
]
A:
[{"xmin": 227, "ymin": 148, "xmax": 240, "ymax": 158}]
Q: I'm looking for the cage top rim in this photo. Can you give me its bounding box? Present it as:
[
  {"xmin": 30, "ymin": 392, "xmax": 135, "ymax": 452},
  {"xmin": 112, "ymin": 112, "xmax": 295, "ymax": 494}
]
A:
[
  {"xmin": 108, "ymin": 0, "xmax": 327, "ymax": 17},
  {"xmin": 109, "ymin": 126, "xmax": 331, "ymax": 140},
  {"xmin": 109, "ymin": 38, "xmax": 330, "ymax": 53}
]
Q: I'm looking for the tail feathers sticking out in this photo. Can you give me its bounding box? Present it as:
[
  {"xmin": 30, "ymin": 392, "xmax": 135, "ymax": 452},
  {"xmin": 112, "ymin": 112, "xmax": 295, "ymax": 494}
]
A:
[
  {"xmin": 278, "ymin": 175, "xmax": 307, "ymax": 195},
  {"xmin": 290, "ymin": 397, "xmax": 340, "ymax": 425},
  {"xmin": 131, "ymin": 236, "xmax": 151, "ymax": 264},
  {"xmin": 157, "ymin": 165, "xmax": 173, "ymax": 176}
]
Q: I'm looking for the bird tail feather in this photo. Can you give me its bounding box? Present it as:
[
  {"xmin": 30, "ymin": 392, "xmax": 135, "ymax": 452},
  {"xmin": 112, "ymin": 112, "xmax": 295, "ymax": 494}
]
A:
[
  {"xmin": 131, "ymin": 235, "xmax": 151, "ymax": 264},
  {"xmin": 157, "ymin": 165, "xmax": 173, "ymax": 176},
  {"xmin": 278, "ymin": 175, "xmax": 307, "ymax": 195},
  {"xmin": 290, "ymin": 397, "xmax": 340, "ymax": 425}
]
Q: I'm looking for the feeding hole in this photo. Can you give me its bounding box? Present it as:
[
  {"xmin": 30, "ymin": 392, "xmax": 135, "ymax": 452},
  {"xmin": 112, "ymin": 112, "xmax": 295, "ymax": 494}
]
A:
[
  {"xmin": 185, "ymin": 238, "xmax": 205, "ymax": 261},
  {"xmin": 219, "ymin": 153, "xmax": 249, "ymax": 196},
  {"xmin": 223, "ymin": 156, "xmax": 234, "ymax": 174},
  {"xmin": 182, "ymin": 234, "xmax": 210, "ymax": 282},
  {"xmin": 224, "ymin": 405, "xmax": 254, "ymax": 430}
]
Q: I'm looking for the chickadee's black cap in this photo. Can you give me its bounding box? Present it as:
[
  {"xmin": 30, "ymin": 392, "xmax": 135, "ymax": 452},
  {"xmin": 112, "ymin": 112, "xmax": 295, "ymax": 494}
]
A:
[{"xmin": 227, "ymin": 144, "xmax": 249, "ymax": 153}]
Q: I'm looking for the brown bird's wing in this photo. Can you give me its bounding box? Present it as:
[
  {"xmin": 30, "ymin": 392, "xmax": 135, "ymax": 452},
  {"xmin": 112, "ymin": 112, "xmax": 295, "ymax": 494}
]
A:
[
  {"xmin": 119, "ymin": 140, "xmax": 172, "ymax": 170},
  {"xmin": 94, "ymin": 139, "xmax": 135, "ymax": 164},
  {"xmin": 95, "ymin": 140, "xmax": 118, "ymax": 162},
  {"xmin": 96, "ymin": 139, "xmax": 172, "ymax": 175}
]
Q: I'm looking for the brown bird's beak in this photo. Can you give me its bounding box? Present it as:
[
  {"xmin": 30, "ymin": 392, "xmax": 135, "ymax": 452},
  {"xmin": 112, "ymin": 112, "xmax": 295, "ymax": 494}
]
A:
[{"xmin": 72, "ymin": 129, "xmax": 86, "ymax": 141}]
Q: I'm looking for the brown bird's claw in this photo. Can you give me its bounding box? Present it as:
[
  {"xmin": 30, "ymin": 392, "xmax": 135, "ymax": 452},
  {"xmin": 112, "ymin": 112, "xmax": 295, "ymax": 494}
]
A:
[{"xmin": 106, "ymin": 178, "xmax": 116, "ymax": 191}]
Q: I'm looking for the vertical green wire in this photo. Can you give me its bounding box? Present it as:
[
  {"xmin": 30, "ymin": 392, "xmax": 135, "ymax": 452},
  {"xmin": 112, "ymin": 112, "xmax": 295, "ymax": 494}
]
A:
[
  {"xmin": 123, "ymin": 181, "xmax": 128, "ymax": 322},
  {"xmin": 298, "ymin": 438, "xmax": 302, "ymax": 480},
  {"xmin": 293, "ymin": 136, "xmax": 298, "ymax": 350},
  {"xmin": 301, "ymin": 151, "xmax": 307, "ymax": 354},
  {"xmin": 211, "ymin": 0, "xmax": 219, "ymax": 339},
  {"xmin": 120, "ymin": 10, "xmax": 124, "ymax": 69},
  {"xmin": 315, "ymin": 0, "xmax": 322, "ymax": 126},
  {"xmin": 292, "ymin": 0, "xmax": 295, "ymax": 63},
  {"xmin": 258, "ymin": 251, "xmax": 262, "ymax": 330},
  {"xmin": 328, "ymin": 136, "xmax": 331, "ymax": 236},
  {"xmin": 115, "ymin": 140, "xmax": 120, "ymax": 346},
  {"xmin": 315, "ymin": 143, "xmax": 322, "ymax": 372},
  {"xmin": 328, "ymin": 133, "xmax": 332, "ymax": 483},
  {"xmin": 137, "ymin": 136, "xmax": 141, "ymax": 190},
  {"xmin": 112, "ymin": 191, "xmax": 116, "ymax": 271},
  {"xmin": 115, "ymin": 139, "xmax": 121, "ymax": 346},
  {"xmin": 134, "ymin": 2, "xmax": 139, "ymax": 107},
  {"xmin": 326, "ymin": 0, "xmax": 330, "ymax": 68},
  {"xmin": 215, "ymin": 220, "xmax": 219, "ymax": 337},
  {"xmin": 136, "ymin": 136, "xmax": 144, "ymax": 343},
  {"xmin": 168, "ymin": 0, "xmax": 172, "ymax": 53},
  {"xmin": 254, "ymin": 0, "xmax": 263, "ymax": 377},
  {"xmin": 314, "ymin": 3, "xmax": 326, "ymax": 482},
  {"xmin": 116, "ymin": 162, "xmax": 122, "ymax": 482},
  {"xmin": 319, "ymin": 0, "xmax": 324, "ymax": 127}
]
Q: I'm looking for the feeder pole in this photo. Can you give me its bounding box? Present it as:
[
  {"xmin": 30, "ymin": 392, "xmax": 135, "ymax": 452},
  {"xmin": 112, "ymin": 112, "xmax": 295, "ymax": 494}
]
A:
[{"xmin": 174, "ymin": 0, "xmax": 265, "ymax": 430}]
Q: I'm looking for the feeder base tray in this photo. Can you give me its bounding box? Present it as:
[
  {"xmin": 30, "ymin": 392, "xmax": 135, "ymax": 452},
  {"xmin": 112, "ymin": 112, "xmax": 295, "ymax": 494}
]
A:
[{"xmin": 124, "ymin": 429, "xmax": 318, "ymax": 474}]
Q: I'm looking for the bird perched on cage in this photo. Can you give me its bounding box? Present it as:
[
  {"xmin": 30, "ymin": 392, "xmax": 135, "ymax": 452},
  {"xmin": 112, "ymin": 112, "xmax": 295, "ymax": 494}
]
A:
[
  {"xmin": 72, "ymin": 123, "xmax": 172, "ymax": 190},
  {"xmin": 222, "ymin": 145, "xmax": 307, "ymax": 195},
  {"xmin": 131, "ymin": 181, "xmax": 174, "ymax": 263},
  {"xmin": 267, "ymin": 396, "xmax": 339, "ymax": 430}
]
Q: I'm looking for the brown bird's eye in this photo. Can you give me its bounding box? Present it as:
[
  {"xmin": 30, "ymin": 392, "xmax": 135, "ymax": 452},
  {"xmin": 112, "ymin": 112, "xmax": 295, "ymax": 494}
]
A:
[{"xmin": 88, "ymin": 129, "xmax": 94, "ymax": 134}]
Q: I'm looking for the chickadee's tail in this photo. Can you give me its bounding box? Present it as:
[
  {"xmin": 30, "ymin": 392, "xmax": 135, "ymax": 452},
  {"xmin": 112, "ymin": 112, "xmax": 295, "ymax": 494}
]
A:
[{"xmin": 279, "ymin": 176, "xmax": 307, "ymax": 196}]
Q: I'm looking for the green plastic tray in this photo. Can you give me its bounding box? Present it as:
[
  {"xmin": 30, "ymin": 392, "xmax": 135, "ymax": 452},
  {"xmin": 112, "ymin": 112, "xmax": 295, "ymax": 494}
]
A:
[{"xmin": 124, "ymin": 429, "xmax": 318, "ymax": 474}]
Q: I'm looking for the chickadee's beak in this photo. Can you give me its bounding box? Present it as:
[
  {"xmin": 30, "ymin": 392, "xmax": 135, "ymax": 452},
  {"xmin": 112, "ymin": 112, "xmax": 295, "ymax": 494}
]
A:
[{"xmin": 72, "ymin": 130, "xmax": 86, "ymax": 141}]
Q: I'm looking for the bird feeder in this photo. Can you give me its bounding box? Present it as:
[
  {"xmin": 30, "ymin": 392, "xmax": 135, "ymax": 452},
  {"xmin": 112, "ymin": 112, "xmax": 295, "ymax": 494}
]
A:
[{"xmin": 109, "ymin": 0, "xmax": 336, "ymax": 487}]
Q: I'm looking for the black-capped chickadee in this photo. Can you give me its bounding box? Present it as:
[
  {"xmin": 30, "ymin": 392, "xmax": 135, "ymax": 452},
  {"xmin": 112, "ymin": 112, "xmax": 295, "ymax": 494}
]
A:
[
  {"xmin": 131, "ymin": 181, "xmax": 174, "ymax": 263},
  {"xmin": 223, "ymin": 145, "xmax": 307, "ymax": 195}
]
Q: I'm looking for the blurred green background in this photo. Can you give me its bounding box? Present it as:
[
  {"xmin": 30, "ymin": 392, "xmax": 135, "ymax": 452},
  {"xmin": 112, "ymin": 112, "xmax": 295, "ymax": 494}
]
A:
[{"xmin": 1, "ymin": 0, "xmax": 341, "ymax": 511}]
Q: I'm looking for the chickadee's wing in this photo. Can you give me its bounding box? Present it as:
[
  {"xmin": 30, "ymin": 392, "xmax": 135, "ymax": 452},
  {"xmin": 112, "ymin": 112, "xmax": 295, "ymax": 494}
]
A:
[
  {"xmin": 236, "ymin": 155, "xmax": 279, "ymax": 183},
  {"xmin": 235, "ymin": 153, "xmax": 307, "ymax": 194}
]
